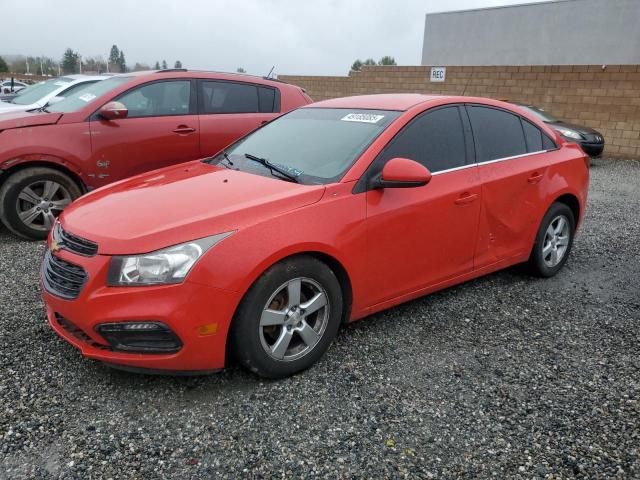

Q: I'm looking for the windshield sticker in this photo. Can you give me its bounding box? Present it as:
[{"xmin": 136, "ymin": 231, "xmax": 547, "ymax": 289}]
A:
[
  {"xmin": 78, "ymin": 93, "xmax": 97, "ymax": 103},
  {"xmin": 341, "ymin": 113, "xmax": 385, "ymax": 124}
]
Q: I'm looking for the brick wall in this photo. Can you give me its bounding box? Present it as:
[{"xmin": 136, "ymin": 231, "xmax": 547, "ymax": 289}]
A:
[{"xmin": 280, "ymin": 65, "xmax": 640, "ymax": 158}]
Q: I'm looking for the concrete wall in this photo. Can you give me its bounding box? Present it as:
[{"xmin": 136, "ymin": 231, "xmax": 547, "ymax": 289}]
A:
[
  {"xmin": 421, "ymin": 0, "xmax": 640, "ymax": 66},
  {"xmin": 280, "ymin": 64, "xmax": 640, "ymax": 159}
]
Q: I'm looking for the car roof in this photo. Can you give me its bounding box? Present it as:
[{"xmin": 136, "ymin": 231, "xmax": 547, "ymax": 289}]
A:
[
  {"xmin": 307, "ymin": 94, "xmax": 454, "ymax": 111},
  {"xmin": 112, "ymin": 70, "xmax": 294, "ymax": 89}
]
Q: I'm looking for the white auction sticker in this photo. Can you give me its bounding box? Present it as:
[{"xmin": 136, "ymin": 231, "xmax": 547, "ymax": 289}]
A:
[
  {"xmin": 78, "ymin": 93, "xmax": 97, "ymax": 102},
  {"xmin": 341, "ymin": 113, "xmax": 384, "ymax": 124}
]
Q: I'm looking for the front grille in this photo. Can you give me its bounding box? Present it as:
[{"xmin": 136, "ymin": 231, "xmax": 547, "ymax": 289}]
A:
[
  {"xmin": 53, "ymin": 223, "xmax": 98, "ymax": 257},
  {"xmin": 42, "ymin": 251, "xmax": 88, "ymax": 300}
]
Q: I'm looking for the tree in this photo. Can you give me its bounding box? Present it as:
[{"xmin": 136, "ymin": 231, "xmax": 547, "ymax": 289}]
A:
[
  {"xmin": 154, "ymin": 61, "xmax": 161, "ymax": 70},
  {"xmin": 236, "ymin": 67, "xmax": 246, "ymax": 73},
  {"xmin": 108, "ymin": 45, "xmax": 120, "ymax": 66},
  {"xmin": 350, "ymin": 59, "xmax": 363, "ymax": 72},
  {"xmin": 0, "ymin": 56, "xmax": 10, "ymax": 73},
  {"xmin": 378, "ymin": 56, "xmax": 397, "ymax": 66},
  {"xmin": 83, "ymin": 56, "xmax": 107, "ymax": 74},
  {"xmin": 133, "ymin": 62, "xmax": 151, "ymax": 72},
  {"xmin": 161, "ymin": 60, "xmax": 167, "ymax": 70},
  {"xmin": 174, "ymin": 60, "xmax": 183, "ymax": 69},
  {"xmin": 118, "ymin": 51, "xmax": 127, "ymax": 72},
  {"xmin": 363, "ymin": 58, "xmax": 376, "ymax": 66},
  {"xmin": 61, "ymin": 48, "xmax": 79, "ymax": 74}
]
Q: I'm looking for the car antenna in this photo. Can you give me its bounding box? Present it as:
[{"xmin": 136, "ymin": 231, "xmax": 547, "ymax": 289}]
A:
[{"xmin": 266, "ymin": 66, "xmax": 275, "ymax": 79}]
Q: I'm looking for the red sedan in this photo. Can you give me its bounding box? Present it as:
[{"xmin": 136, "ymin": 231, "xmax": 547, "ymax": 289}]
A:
[{"xmin": 41, "ymin": 94, "xmax": 589, "ymax": 378}]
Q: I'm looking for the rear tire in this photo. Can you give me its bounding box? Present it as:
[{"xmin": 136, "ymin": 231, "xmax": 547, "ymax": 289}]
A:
[
  {"xmin": 0, "ymin": 167, "xmax": 81, "ymax": 240},
  {"xmin": 230, "ymin": 256, "xmax": 343, "ymax": 379},
  {"xmin": 526, "ymin": 202, "xmax": 575, "ymax": 278}
]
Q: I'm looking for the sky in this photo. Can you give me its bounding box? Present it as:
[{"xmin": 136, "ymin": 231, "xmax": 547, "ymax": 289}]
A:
[{"xmin": 1, "ymin": 0, "xmax": 555, "ymax": 76}]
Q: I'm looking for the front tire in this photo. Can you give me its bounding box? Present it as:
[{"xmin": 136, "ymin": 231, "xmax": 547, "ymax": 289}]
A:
[
  {"xmin": 527, "ymin": 202, "xmax": 576, "ymax": 277},
  {"xmin": 230, "ymin": 256, "xmax": 343, "ymax": 379},
  {"xmin": 0, "ymin": 167, "xmax": 81, "ymax": 240}
]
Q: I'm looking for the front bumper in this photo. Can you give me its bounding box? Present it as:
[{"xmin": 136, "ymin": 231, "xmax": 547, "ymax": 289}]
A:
[
  {"xmin": 41, "ymin": 249, "xmax": 242, "ymax": 372},
  {"xmin": 579, "ymin": 141, "xmax": 604, "ymax": 157}
]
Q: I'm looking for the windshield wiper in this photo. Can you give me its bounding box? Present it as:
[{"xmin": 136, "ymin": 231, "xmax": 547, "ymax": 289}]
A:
[
  {"xmin": 218, "ymin": 151, "xmax": 235, "ymax": 169},
  {"xmin": 244, "ymin": 153, "xmax": 299, "ymax": 183}
]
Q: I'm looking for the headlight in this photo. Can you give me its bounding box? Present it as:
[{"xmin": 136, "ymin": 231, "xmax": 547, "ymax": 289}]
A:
[
  {"xmin": 553, "ymin": 127, "xmax": 582, "ymax": 140},
  {"xmin": 107, "ymin": 232, "xmax": 233, "ymax": 286}
]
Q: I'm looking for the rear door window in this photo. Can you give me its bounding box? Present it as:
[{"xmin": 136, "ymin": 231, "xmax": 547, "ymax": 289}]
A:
[
  {"xmin": 467, "ymin": 106, "xmax": 528, "ymax": 162},
  {"xmin": 199, "ymin": 80, "xmax": 262, "ymax": 114},
  {"xmin": 377, "ymin": 106, "xmax": 468, "ymax": 173}
]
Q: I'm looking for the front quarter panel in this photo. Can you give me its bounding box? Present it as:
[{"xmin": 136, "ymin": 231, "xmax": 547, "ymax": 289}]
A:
[
  {"xmin": 0, "ymin": 122, "xmax": 92, "ymax": 186},
  {"xmin": 187, "ymin": 182, "xmax": 369, "ymax": 320}
]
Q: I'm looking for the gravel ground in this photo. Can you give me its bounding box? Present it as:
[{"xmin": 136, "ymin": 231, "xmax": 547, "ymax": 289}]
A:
[{"xmin": 1, "ymin": 158, "xmax": 639, "ymax": 479}]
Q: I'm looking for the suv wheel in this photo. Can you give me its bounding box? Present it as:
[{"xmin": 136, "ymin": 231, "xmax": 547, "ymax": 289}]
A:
[
  {"xmin": 230, "ymin": 256, "xmax": 343, "ymax": 379},
  {"xmin": 0, "ymin": 167, "xmax": 82, "ymax": 240}
]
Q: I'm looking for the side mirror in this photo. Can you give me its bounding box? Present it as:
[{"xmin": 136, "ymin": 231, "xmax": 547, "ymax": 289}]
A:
[
  {"xmin": 99, "ymin": 101, "xmax": 128, "ymax": 120},
  {"xmin": 373, "ymin": 158, "xmax": 432, "ymax": 189}
]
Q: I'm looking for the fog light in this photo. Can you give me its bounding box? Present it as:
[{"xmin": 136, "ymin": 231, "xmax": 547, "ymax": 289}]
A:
[{"xmin": 96, "ymin": 322, "xmax": 182, "ymax": 354}]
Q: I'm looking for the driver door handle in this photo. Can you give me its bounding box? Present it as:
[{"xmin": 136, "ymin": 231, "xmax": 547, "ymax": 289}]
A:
[
  {"xmin": 173, "ymin": 126, "xmax": 196, "ymax": 134},
  {"xmin": 454, "ymin": 192, "xmax": 479, "ymax": 206}
]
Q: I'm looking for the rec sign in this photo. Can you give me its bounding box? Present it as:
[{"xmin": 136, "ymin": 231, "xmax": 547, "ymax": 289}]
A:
[{"xmin": 430, "ymin": 67, "xmax": 446, "ymax": 82}]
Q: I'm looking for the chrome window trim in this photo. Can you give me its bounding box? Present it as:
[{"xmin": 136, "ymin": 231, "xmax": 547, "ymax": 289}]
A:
[{"xmin": 431, "ymin": 150, "xmax": 549, "ymax": 176}]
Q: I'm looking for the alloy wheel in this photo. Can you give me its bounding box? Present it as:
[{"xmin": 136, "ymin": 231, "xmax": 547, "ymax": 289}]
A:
[
  {"xmin": 542, "ymin": 214, "xmax": 570, "ymax": 267},
  {"xmin": 15, "ymin": 180, "xmax": 72, "ymax": 232},
  {"xmin": 259, "ymin": 277, "xmax": 330, "ymax": 362}
]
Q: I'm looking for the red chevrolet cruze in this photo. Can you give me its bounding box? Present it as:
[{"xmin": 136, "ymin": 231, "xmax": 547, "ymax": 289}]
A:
[
  {"xmin": 0, "ymin": 70, "xmax": 311, "ymax": 239},
  {"xmin": 41, "ymin": 94, "xmax": 589, "ymax": 378}
]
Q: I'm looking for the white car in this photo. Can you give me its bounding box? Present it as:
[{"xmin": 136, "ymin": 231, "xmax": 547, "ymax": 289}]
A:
[
  {"xmin": 0, "ymin": 80, "xmax": 27, "ymax": 94},
  {"xmin": 0, "ymin": 75, "xmax": 106, "ymax": 114}
]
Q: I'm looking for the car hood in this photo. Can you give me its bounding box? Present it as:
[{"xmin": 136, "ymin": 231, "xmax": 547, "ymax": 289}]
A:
[
  {"xmin": 61, "ymin": 161, "xmax": 326, "ymax": 255},
  {"xmin": 0, "ymin": 101, "xmax": 35, "ymax": 113},
  {"xmin": 547, "ymin": 120, "xmax": 600, "ymax": 136},
  {"xmin": 0, "ymin": 110, "xmax": 62, "ymax": 130}
]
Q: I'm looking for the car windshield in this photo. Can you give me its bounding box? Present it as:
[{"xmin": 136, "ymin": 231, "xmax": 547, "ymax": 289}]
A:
[
  {"xmin": 516, "ymin": 104, "xmax": 559, "ymax": 123},
  {"xmin": 214, "ymin": 108, "xmax": 401, "ymax": 184},
  {"xmin": 48, "ymin": 76, "xmax": 132, "ymax": 113},
  {"xmin": 11, "ymin": 77, "xmax": 73, "ymax": 105}
]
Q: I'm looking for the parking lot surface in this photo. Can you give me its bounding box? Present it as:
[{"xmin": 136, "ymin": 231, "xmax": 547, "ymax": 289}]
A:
[{"xmin": 1, "ymin": 158, "xmax": 638, "ymax": 479}]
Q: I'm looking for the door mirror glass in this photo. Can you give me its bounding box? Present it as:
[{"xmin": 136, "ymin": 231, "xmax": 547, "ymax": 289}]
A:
[
  {"xmin": 374, "ymin": 157, "xmax": 432, "ymax": 189},
  {"xmin": 99, "ymin": 101, "xmax": 128, "ymax": 120}
]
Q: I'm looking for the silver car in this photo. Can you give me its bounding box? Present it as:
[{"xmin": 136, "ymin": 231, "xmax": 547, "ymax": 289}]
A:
[{"xmin": 0, "ymin": 75, "xmax": 106, "ymax": 114}]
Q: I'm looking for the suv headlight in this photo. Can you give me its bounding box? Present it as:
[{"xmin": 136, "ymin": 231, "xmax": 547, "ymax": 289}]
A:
[
  {"xmin": 107, "ymin": 232, "xmax": 233, "ymax": 286},
  {"xmin": 553, "ymin": 127, "xmax": 582, "ymax": 140}
]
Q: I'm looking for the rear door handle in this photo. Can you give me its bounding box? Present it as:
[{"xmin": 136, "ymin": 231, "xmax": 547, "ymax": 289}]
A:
[
  {"xmin": 454, "ymin": 192, "xmax": 479, "ymax": 206},
  {"xmin": 527, "ymin": 172, "xmax": 544, "ymax": 184},
  {"xmin": 173, "ymin": 126, "xmax": 196, "ymax": 134}
]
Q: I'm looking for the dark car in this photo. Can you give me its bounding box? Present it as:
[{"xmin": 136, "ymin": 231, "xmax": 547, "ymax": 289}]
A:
[{"xmin": 513, "ymin": 103, "xmax": 604, "ymax": 157}]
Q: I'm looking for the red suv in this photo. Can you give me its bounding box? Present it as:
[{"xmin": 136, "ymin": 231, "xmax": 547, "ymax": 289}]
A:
[{"xmin": 0, "ymin": 70, "xmax": 312, "ymax": 239}]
